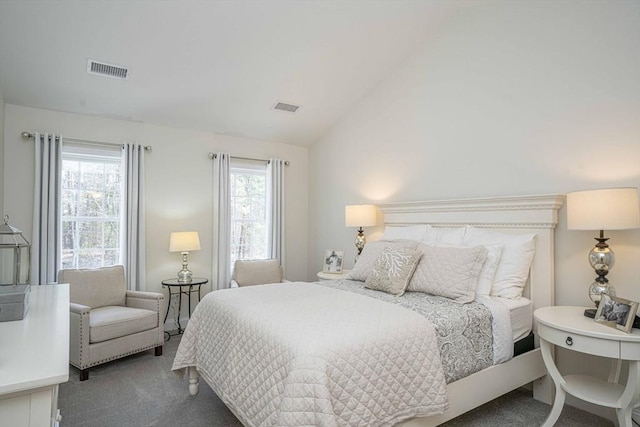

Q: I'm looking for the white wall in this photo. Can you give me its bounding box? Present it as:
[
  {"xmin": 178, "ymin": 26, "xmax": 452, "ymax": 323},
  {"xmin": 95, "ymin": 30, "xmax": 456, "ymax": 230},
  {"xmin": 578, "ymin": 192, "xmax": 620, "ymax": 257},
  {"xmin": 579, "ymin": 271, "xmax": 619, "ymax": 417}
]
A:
[
  {"xmin": 308, "ymin": 0, "xmax": 639, "ymax": 419},
  {"xmin": 3, "ymin": 104, "xmax": 309, "ymax": 298}
]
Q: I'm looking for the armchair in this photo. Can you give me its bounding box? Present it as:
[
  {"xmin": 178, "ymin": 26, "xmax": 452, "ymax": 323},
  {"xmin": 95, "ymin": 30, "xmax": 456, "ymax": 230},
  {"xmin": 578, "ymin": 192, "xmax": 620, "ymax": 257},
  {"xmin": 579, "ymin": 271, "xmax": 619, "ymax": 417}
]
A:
[
  {"xmin": 58, "ymin": 265, "xmax": 164, "ymax": 381},
  {"xmin": 230, "ymin": 259, "xmax": 287, "ymax": 287}
]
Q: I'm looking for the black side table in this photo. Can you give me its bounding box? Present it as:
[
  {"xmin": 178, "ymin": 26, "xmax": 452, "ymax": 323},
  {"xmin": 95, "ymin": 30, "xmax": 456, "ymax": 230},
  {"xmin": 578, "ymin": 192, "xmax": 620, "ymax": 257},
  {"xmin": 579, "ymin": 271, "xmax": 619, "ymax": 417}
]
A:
[{"xmin": 161, "ymin": 277, "xmax": 208, "ymax": 338}]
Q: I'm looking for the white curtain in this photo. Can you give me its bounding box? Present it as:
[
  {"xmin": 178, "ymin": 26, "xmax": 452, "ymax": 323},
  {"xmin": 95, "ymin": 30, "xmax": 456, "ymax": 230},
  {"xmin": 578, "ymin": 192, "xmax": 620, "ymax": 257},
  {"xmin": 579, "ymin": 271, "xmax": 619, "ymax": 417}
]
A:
[
  {"xmin": 31, "ymin": 133, "xmax": 62, "ymax": 285},
  {"xmin": 122, "ymin": 143, "xmax": 146, "ymax": 291},
  {"xmin": 267, "ymin": 158, "xmax": 286, "ymax": 271},
  {"xmin": 212, "ymin": 153, "xmax": 231, "ymax": 290}
]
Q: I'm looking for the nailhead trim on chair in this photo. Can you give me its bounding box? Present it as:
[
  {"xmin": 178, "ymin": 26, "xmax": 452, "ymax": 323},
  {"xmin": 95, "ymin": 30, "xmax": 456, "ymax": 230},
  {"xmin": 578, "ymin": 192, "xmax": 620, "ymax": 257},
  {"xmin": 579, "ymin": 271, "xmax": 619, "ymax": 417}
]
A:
[{"xmin": 74, "ymin": 344, "xmax": 161, "ymax": 369}]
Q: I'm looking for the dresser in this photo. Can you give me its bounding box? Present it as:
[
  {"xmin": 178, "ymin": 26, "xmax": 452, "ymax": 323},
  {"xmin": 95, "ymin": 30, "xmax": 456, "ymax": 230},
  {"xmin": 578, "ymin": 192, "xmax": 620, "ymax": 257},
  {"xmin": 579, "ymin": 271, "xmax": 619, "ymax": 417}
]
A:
[{"xmin": 0, "ymin": 284, "xmax": 70, "ymax": 427}]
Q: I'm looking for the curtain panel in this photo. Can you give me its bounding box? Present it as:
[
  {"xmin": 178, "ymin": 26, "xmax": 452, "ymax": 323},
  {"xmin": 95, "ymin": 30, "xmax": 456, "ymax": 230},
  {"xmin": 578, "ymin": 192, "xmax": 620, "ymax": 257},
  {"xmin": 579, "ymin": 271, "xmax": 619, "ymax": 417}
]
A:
[
  {"xmin": 267, "ymin": 158, "xmax": 286, "ymax": 272},
  {"xmin": 31, "ymin": 132, "xmax": 62, "ymax": 285},
  {"xmin": 123, "ymin": 143, "xmax": 146, "ymax": 291},
  {"xmin": 212, "ymin": 153, "xmax": 231, "ymax": 290}
]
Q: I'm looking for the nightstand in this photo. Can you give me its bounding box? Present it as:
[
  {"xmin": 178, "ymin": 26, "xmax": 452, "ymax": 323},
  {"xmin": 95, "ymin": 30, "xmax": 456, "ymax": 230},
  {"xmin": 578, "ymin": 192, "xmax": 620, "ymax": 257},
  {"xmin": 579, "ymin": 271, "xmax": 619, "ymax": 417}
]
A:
[
  {"xmin": 317, "ymin": 270, "xmax": 351, "ymax": 281},
  {"xmin": 534, "ymin": 306, "xmax": 640, "ymax": 427},
  {"xmin": 162, "ymin": 277, "xmax": 208, "ymax": 336}
]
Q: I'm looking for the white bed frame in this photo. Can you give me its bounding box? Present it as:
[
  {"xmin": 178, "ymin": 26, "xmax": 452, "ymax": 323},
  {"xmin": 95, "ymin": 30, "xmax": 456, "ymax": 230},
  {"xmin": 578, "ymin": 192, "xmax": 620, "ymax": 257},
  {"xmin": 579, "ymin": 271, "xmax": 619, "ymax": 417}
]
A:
[
  {"xmin": 381, "ymin": 194, "xmax": 564, "ymax": 426},
  {"xmin": 185, "ymin": 194, "xmax": 564, "ymax": 425}
]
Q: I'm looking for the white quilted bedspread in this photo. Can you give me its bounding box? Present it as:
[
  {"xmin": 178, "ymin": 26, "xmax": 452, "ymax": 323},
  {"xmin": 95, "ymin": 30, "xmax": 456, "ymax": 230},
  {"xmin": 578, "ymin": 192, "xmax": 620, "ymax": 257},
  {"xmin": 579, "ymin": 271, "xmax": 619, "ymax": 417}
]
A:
[{"xmin": 172, "ymin": 282, "xmax": 448, "ymax": 427}]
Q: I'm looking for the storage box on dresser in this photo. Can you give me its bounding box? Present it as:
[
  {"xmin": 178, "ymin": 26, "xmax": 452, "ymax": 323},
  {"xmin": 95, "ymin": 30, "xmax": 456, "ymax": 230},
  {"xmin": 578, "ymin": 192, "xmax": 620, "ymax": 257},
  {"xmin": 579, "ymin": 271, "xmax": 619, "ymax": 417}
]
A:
[{"xmin": 0, "ymin": 284, "xmax": 30, "ymax": 322}]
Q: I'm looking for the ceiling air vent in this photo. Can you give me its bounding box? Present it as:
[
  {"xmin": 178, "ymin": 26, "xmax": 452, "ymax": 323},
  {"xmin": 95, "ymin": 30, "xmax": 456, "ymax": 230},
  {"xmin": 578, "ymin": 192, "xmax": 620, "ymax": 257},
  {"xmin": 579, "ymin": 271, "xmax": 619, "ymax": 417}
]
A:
[
  {"xmin": 87, "ymin": 59, "xmax": 129, "ymax": 80},
  {"xmin": 272, "ymin": 101, "xmax": 300, "ymax": 113}
]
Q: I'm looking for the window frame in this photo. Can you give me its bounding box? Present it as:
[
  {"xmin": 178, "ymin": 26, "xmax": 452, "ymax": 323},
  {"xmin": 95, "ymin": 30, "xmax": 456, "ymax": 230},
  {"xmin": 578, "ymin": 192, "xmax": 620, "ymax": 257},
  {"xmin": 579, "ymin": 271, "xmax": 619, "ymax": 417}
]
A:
[
  {"xmin": 59, "ymin": 145, "xmax": 124, "ymax": 270},
  {"xmin": 229, "ymin": 161, "xmax": 269, "ymax": 270}
]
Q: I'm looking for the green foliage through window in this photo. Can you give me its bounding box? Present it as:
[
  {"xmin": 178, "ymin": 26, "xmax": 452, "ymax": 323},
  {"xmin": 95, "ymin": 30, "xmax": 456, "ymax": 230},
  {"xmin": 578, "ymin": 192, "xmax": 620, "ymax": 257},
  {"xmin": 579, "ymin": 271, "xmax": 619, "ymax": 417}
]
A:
[
  {"xmin": 230, "ymin": 167, "xmax": 268, "ymax": 268},
  {"xmin": 60, "ymin": 153, "xmax": 123, "ymax": 269}
]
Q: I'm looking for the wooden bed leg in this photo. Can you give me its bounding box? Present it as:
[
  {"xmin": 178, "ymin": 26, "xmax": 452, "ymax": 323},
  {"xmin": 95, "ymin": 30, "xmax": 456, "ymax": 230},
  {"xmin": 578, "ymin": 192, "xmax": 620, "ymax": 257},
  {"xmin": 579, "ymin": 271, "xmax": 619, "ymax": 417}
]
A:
[
  {"xmin": 188, "ymin": 366, "xmax": 200, "ymax": 396},
  {"xmin": 155, "ymin": 345, "xmax": 163, "ymax": 356},
  {"xmin": 79, "ymin": 369, "xmax": 89, "ymax": 381}
]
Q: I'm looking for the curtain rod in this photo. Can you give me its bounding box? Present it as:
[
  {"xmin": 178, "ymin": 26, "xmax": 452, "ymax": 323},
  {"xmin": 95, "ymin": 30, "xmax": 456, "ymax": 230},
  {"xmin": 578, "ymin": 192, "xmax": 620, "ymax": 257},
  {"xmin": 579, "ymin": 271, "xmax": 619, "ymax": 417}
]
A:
[
  {"xmin": 21, "ymin": 131, "xmax": 152, "ymax": 152},
  {"xmin": 208, "ymin": 152, "xmax": 290, "ymax": 166}
]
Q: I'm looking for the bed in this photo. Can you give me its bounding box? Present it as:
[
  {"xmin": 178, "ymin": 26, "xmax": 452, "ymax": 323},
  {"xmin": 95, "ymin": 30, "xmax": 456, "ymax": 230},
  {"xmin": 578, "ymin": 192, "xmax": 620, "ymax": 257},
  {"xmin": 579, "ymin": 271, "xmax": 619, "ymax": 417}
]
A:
[{"xmin": 173, "ymin": 194, "xmax": 563, "ymax": 426}]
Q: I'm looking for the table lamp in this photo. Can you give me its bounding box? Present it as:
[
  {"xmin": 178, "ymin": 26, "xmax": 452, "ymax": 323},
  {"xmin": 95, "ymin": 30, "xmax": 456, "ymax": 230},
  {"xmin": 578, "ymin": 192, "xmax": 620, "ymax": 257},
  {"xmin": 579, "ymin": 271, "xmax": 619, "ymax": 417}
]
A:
[
  {"xmin": 345, "ymin": 204, "xmax": 377, "ymax": 261},
  {"xmin": 566, "ymin": 188, "xmax": 640, "ymax": 317},
  {"xmin": 169, "ymin": 231, "xmax": 201, "ymax": 283}
]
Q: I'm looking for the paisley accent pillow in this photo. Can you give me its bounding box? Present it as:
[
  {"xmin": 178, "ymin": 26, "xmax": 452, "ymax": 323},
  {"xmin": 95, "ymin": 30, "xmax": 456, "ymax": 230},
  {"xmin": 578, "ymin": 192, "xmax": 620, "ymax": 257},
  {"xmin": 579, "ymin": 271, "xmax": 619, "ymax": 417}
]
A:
[{"xmin": 364, "ymin": 246, "xmax": 423, "ymax": 296}]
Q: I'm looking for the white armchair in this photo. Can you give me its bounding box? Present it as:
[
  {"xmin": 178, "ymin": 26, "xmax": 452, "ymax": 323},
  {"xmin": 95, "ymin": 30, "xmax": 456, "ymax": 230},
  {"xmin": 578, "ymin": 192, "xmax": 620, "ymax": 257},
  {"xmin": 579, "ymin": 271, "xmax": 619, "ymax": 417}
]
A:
[
  {"xmin": 58, "ymin": 265, "xmax": 164, "ymax": 381},
  {"xmin": 230, "ymin": 259, "xmax": 288, "ymax": 287}
]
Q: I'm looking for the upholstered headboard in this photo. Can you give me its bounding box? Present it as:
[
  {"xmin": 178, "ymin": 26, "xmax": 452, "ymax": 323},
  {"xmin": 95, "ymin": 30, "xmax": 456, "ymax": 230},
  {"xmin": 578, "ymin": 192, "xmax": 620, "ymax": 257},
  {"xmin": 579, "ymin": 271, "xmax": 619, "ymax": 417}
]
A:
[{"xmin": 377, "ymin": 194, "xmax": 564, "ymax": 311}]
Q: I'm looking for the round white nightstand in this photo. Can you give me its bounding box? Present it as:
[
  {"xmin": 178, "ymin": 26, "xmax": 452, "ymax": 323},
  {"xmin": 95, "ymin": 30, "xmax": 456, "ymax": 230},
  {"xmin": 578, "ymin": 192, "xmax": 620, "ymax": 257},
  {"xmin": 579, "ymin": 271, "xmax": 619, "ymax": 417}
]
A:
[
  {"xmin": 317, "ymin": 270, "xmax": 351, "ymax": 281},
  {"xmin": 534, "ymin": 306, "xmax": 640, "ymax": 427}
]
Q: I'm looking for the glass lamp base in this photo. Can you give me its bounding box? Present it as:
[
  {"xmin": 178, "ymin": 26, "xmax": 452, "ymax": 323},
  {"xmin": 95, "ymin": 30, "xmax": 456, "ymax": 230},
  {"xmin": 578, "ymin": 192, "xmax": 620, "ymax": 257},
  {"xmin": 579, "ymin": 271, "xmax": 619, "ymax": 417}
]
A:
[
  {"xmin": 589, "ymin": 281, "xmax": 615, "ymax": 306},
  {"xmin": 177, "ymin": 269, "xmax": 193, "ymax": 283}
]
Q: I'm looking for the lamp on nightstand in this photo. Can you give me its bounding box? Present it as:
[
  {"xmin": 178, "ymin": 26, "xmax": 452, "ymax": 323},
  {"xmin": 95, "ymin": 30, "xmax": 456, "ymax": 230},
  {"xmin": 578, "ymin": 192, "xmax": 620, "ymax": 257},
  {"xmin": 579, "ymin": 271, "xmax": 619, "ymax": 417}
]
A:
[
  {"xmin": 345, "ymin": 204, "xmax": 377, "ymax": 261},
  {"xmin": 567, "ymin": 188, "xmax": 640, "ymax": 317},
  {"xmin": 169, "ymin": 231, "xmax": 201, "ymax": 283}
]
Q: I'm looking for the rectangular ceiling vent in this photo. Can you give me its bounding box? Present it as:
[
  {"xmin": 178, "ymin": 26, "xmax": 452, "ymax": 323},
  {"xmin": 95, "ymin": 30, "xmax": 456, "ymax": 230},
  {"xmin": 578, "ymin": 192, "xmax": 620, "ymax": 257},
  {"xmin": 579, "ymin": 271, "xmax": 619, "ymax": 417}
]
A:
[
  {"xmin": 87, "ymin": 59, "xmax": 129, "ymax": 80},
  {"xmin": 272, "ymin": 101, "xmax": 300, "ymax": 113}
]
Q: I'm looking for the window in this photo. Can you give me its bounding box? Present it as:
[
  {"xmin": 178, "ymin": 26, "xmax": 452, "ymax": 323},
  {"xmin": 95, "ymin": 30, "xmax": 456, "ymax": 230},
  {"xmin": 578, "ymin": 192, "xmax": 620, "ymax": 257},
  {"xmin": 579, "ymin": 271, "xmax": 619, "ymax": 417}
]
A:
[
  {"xmin": 229, "ymin": 163, "xmax": 268, "ymax": 269},
  {"xmin": 60, "ymin": 147, "xmax": 123, "ymax": 269}
]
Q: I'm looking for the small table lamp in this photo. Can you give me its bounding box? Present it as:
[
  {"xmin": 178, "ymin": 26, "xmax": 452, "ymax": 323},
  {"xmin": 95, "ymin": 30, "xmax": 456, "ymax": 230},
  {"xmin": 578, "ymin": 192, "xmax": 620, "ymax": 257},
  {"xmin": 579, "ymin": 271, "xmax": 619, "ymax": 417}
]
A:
[
  {"xmin": 169, "ymin": 231, "xmax": 201, "ymax": 283},
  {"xmin": 567, "ymin": 188, "xmax": 640, "ymax": 316},
  {"xmin": 345, "ymin": 204, "xmax": 377, "ymax": 261}
]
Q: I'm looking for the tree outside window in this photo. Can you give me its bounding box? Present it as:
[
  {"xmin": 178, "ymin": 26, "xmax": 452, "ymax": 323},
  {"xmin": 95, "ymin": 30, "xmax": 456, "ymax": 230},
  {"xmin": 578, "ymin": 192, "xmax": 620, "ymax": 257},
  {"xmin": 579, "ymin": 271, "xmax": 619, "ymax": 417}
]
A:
[
  {"xmin": 60, "ymin": 152, "xmax": 123, "ymax": 269},
  {"xmin": 230, "ymin": 166, "xmax": 267, "ymax": 269}
]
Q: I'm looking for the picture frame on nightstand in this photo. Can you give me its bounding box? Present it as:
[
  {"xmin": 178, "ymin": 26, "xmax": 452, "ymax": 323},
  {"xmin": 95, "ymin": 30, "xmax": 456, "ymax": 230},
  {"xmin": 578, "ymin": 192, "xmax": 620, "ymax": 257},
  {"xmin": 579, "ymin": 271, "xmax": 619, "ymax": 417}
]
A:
[
  {"xmin": 595, "ymin": 294, "xmax": 639, "ymax": 333},
  {"xmin": 323, "ymin": 249, "xmax": 344, "ymax": 274}
]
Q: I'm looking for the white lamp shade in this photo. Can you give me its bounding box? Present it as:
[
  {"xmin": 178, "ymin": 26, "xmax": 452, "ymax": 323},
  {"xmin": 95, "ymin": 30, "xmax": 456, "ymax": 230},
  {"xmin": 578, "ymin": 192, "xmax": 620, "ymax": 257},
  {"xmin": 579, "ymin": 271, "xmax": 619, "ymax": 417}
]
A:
[
  {"xmin": 345, "ymin": 204, "xmax": 377, "ymax": 227},
  {"xmin": 567, "ymin": 188, "xmax": 640, "ymax": 230},
  {"xmin": 169, "ymin": 231, "xmax": 201, "ymax": 252}
]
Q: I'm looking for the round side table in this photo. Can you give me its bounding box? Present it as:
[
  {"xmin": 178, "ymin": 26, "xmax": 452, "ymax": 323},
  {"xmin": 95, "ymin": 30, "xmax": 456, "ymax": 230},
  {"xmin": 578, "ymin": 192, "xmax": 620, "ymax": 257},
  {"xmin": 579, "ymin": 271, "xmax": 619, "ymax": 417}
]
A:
[
  {"xmin": 535, "ymin": 306, "xmax": 640, "ymax": 427},
  {"xmin": 161, "ymin": 277, "xmax": 208, "ymax": 338}
]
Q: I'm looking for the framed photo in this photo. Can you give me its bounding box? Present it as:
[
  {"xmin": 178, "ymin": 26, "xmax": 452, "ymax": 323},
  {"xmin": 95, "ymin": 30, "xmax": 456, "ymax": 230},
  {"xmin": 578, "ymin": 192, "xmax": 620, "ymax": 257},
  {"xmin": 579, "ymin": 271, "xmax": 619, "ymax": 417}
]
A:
[
  {"xmin": 323, "ymin": 250, "xmax": 344, "ymax": 274},
  {"xmin": 594, "ymin": 294, "xmax": 639, "ymax": 333}
]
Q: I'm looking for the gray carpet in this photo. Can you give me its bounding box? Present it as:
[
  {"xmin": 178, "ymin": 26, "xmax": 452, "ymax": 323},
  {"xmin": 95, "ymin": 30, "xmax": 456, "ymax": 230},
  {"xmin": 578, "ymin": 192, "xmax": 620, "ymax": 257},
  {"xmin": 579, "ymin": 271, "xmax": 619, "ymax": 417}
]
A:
[{"xmin": 59, "ymin": 335, "xmax": 613, "ymax": 427}]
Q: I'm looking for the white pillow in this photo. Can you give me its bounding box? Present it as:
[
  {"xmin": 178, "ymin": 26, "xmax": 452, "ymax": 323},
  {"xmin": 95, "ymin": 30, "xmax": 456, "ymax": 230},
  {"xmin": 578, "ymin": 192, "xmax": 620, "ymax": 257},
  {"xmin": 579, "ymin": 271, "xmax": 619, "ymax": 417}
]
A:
[
  {"xmin": 346, "ymin": 240, "xmax": 419, "ymax": 282},
  {"xmin": 472, "ymin": 244, "xmax": 504, "ymax": 297},
  {"xmin": 464, "ymin": 227, "xmax": 536, "ymax": 299},
  {"xmin": 407, "ymin": 243, "xmax": 488, "ymax": 303},
  {"xmin": 422, "ymin": 225, "xmax": 466, "ymax": 245},
  {"xmin": 382, "ymin": 224, "xmax": 429, "ymax": 240}
]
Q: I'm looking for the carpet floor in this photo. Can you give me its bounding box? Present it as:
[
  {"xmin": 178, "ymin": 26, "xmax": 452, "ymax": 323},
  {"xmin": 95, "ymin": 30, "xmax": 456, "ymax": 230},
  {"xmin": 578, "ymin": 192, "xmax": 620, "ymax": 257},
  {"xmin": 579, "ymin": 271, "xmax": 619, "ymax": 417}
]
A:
[{"xmin": 59, "ymin": 335, "xmax": 613, "ymax": 427}]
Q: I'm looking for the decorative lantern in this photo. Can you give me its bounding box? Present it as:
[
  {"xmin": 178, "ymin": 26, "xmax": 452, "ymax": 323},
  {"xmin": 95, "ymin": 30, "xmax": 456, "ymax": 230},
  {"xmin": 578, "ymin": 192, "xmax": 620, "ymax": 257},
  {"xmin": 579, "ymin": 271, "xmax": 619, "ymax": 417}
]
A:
[{"xmin": 0, "ymin": 215, "xmax": 31, "ymax": 286}]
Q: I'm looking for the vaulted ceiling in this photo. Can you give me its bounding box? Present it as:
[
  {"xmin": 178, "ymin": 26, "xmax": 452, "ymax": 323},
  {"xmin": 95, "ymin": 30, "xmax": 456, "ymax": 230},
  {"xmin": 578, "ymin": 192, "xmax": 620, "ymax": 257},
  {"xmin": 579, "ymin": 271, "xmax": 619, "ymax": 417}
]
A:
[{"xmin": 0, "ymin": 1, "xmax": 466, "ymax": 146}]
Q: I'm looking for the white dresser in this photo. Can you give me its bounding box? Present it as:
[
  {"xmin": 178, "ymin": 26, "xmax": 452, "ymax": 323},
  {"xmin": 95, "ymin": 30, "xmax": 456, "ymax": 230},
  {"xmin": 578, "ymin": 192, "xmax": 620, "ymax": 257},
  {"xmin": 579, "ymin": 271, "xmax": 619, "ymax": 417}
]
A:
[{"xmin": 0, "ymin": 284, "xmax": 70, "ymax": 427}]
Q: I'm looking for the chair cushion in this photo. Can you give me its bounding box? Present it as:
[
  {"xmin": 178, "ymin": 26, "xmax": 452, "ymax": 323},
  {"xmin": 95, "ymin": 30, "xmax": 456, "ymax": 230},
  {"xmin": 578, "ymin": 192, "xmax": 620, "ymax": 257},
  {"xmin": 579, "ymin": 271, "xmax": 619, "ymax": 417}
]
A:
[
  {"xmin": 89, "ymin": 306, "xmax": 157, "ymax": 343},
  {"xmin": 233, "ymin": 259, "xmax": 283, "ymax": 286},
  {"xmin": 59, "ymin": 265, "xmax": 127, "ymax": 309}
]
